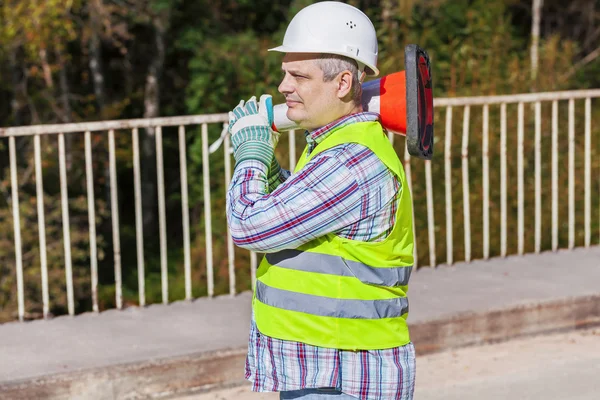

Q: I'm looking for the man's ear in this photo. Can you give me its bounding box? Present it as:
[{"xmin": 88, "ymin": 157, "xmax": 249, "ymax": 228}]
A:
[{"xmin": 337, "ymin": 70, "xmax": 354, "ymax": 99}]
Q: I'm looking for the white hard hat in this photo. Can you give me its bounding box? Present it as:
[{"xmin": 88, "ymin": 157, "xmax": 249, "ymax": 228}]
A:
[{"xmin": 269, "ymin": 1, "xmax": 379, "ymax": 76}]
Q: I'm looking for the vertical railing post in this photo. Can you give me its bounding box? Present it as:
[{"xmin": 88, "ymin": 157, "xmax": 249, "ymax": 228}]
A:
[
  {"xmin": 202, "ymin": 124, "xmax": 214, "ymax": 297},
  {"xmin": 250, "ymin": 251, "xmax": 258, "ymax": 290},
  {"xmin": 461, "ymin": 106, "xmax": 471, "ymax": 262},
  {"xmin": 568, "ymin": 99, "xmax": 575, "ymax": 249},
  {"xmin": 517, "ymin": 103, "xmax": 525, "ymax": 255},
  {"xmin": 179, "ymin": 125, "xmax": 193, "ymax": 300},
  {"xmin": 85, "ymin": 131, "xmax": 99, "ymax": 312},
  {"xmin": 534, "ymin": 101, "xmax": 542, "ymax": 254},
  {"xmin": 132, "ymin": 128, "xmax": 146, "ymax": 306},
  {"xmin": 425, "ymin": 159, "xmax": 436, "ymax": 267},
  {"xmin": 34, "ymin": 135, "xmax": 50, "ymax": 318},
  {"xmin": 444, "ymin": 106, "xmax": 453, "ymax": 265},
  {"xmin": 108, "ymin": 129, "xmax": 122, "ymax": 310},
  {"xmin": 58, "ymin": 133, "xmax": 75, "ymax": 315},
  {"xmin": 551, "ymin": 101, "xmax": 559, "ymax": 251},
  {"xmin": 482, "ymin": 104, "xmax": 490, "ymax": 260},
  {"xmin": 500, "ymin": 103, "xmax": 508, "ymax": 257},
  {"xmin": 156, "ymin": 126, "xmax": 168, "ymax": 304},
  {"xmin": 584, "ymin": 98, "xmax": 591, "ymax": 247},
  {"xmin": 9, "ymin": 136, "xmax": 25, "ymax": 322},
  {"xmin": 224, "ymin": 125, "xmax": 236, "ymax": 296}
]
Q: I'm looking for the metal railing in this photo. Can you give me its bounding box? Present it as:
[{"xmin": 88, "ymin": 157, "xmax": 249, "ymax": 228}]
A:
[
  {"xmin": 431, "ymin": 90, "xmax": 599, "ymax": 266},
  {"xmin": 1, "ymin": 89, "xmax": 599, "ymax": 322}
]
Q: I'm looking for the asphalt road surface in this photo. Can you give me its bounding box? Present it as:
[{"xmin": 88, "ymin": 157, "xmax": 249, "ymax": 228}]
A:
[{"xmin": 177, "ymin": 328, "xmax": 600, "ymax": 400}]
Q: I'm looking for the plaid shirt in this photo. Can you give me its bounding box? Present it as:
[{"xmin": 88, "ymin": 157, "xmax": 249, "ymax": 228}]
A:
[{"xmin": 227, "ymin": 112, "xmax": 416, "ymax": 399}]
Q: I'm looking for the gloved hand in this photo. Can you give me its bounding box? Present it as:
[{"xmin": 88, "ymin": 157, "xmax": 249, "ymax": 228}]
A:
[{"xmin": 228, "ymin": 95, "xmax": 280, "ymax": 167}]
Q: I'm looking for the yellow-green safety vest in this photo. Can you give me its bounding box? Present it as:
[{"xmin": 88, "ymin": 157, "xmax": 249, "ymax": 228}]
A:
[{"xmin": 253, "ymin": 121, "xmax": 414, "ymax": 350}]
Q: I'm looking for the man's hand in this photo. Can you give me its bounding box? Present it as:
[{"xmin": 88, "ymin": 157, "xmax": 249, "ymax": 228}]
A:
[{"xmin": 228, "ymin": 95, "xmax": 280, "ymax": 167}]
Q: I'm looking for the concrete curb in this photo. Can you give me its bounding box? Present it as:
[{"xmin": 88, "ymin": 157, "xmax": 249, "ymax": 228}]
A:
[
  {"xmin": 2, "ymin": 294, "xmax": 599, "ymax": 400},
  {"xmin": 0, "ymin": 348, "xmax": 247, "ymax": 400},
  {"xmin": 410, "ymin": 294, "xmax": 600, "ymax": 355}
]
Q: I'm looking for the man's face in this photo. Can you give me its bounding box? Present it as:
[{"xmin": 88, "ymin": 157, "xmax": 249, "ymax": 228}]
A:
[{"xmin": 278, "ymin": 53, "xmax": 341, "ymax": 130}]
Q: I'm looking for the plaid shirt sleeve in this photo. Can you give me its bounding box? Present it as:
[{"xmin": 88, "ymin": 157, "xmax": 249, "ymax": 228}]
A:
[{"xmin": 226, "ymin": 149, "xmax": 366, "ymax": 253}]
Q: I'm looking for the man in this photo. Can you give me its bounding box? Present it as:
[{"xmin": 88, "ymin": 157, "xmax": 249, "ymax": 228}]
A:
[{"xmin": 226, "ymin": 2, "xmax": 415, "ymax": 399}]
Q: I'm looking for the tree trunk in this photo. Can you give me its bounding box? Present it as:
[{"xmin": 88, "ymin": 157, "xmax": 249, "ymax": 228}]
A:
[
  {"xmin": 89, "ymin": 0, "xmax": 106, "ymax": 116},
  {"xmin": 57, "ymin": 48, "xmax": 73, "ymax": 170},
  {"xmin": 88, "ymin": 0, "xmax": 111, "ymax": 223},
  {"xmin": 530, "ymin": 0, "xmax": 544, "ymax": 87},
  {"xmin": 9, "ymin": 48, "xmax": 24, "ymax": 127},
  {"xmin": 144, "ymin": 16, "xmax": 167, "ymax": 121},
  {"xmin": 56, "ymin": 50, "xmax": 72, "ymax": 123},
  {"xmin": 142, "ymin": 14, "xmax": 168, "ymax": 237},
  {"xmin": 39, "ymin": 48, "xmax": 54, "ymax": 89}
]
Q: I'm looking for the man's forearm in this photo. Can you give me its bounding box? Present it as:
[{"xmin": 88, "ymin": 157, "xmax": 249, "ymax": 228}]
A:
[{"xmin": 226, "ymin": 153, "xmax": 364, "ymax": 253}]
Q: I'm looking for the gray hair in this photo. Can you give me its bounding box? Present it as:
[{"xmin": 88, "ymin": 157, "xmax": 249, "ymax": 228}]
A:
[{"xmin": 316, "ymin": 54, "xmax": 363, "ymax": 106}]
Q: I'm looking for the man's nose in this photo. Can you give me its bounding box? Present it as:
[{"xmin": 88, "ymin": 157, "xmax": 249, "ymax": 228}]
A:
[{"xmin": 278, "ymin": 74, "xmax": 293, "ymax": 95}]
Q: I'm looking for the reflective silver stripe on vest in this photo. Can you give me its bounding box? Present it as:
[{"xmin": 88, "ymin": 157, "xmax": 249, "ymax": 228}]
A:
[
  {"xmin": 266, "ymin": 249, "xmax": 412, "ymax": 287},
  {"xmin": 256, "ymin": 281, "xmax": 409, "ymax": 319}
]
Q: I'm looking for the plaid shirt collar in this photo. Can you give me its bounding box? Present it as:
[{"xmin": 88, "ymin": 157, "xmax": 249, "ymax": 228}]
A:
[{"xmin": 305, "ymin": 112, "xmax": 381, "ymax": 153}]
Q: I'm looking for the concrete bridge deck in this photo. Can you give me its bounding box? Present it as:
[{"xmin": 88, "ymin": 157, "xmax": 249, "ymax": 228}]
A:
[{"xmin": 0, "ymin": 247, "xmax": 599, "ymax": 399}]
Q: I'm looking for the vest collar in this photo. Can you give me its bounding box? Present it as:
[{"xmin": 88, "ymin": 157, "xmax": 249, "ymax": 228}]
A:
[{"xmin": 305, "ymin": 112, "xmax": 380, "ymax": 154}]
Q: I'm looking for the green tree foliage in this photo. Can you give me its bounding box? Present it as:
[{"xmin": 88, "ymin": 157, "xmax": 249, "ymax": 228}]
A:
[{"xmin": 0, "ymin": 0, "xmax": 598, "ymax": 322}]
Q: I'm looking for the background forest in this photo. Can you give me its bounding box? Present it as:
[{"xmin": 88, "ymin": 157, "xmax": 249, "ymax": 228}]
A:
[{"xmin": 0, "ymin": 0, "xmax": 599, "ymax": 322}]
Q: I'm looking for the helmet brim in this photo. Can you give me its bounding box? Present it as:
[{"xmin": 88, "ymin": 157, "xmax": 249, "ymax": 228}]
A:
[{"xmin": 268, "ymin": 46, "xmax": 379, "ymax": 77}]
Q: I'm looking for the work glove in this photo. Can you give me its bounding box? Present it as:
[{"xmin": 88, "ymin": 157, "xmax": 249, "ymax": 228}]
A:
[{"xmin": 228, "ymin": 95, "xmax": 280, "ymax": 167}]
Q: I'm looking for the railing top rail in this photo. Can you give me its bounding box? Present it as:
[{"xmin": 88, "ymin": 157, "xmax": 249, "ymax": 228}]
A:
[
  {"xmin": 434, "ymin": 88, "xmax": 600, "ymax": 107},
  {"xmin": 1, "ymin": 89, "xmax": 598, "ymax": 137},
  {"xmin": 0, "ymin": 113, "xmax": 229, "ymax": 138}
]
